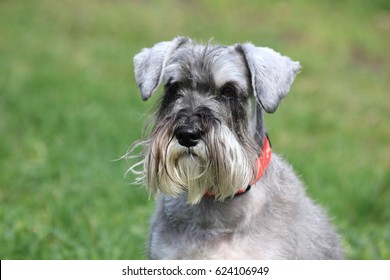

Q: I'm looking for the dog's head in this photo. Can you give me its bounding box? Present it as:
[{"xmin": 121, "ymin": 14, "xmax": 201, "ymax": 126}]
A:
[{"xmin": 131, "ymin": 37, "xmax": 300, "ymax": 204}]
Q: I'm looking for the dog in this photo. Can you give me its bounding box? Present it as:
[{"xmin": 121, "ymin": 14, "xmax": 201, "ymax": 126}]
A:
[{"xmin": 129, "ymin": 37, "xmax": 343, "ymax": 259}]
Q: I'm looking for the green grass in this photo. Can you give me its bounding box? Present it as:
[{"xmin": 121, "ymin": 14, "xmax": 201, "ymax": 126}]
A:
[{"xmin": 0, "ymin": 0, "xmax": 389, "ymax": 259}]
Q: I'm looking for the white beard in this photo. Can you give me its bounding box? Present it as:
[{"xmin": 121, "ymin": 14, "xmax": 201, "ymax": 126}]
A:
[{"xmin": 138, "ymin": 124, "xmax": 257, "ymax": 204}]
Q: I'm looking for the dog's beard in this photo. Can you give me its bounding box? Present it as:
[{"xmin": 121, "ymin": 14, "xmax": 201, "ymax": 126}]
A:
[{"xmin": 132, "ymin": 124, "xmax": 258, "ymax": 205}]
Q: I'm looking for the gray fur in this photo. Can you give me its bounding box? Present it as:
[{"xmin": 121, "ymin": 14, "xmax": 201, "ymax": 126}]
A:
[
  {"xmin": 149, "ymin": 155, "xmax": 343, "ymax": 259},
  {"xmin": 134, "ymin": 37, "xmax": 190, "ymax": 100},
  {"xmin": 236, "ymin": 43, "xmax": 301, "ymax": 113},
  {"xmin": 130, "ymin": 37, "xmax": 343, "ymax": 259}
]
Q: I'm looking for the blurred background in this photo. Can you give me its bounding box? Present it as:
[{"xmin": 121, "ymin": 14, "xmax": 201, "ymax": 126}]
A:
[{"xmin": 0, "ymin": 0, "xmax": 389, "ymax": 259}]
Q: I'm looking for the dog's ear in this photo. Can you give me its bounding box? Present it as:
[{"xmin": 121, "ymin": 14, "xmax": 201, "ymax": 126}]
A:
[
  {"xmin": 236, "ymin": 43, "xmax": 301, "ymax": 113},
  {"xmin": 134, "ymin": 37, "xmax": 190, "ymax": 101}
]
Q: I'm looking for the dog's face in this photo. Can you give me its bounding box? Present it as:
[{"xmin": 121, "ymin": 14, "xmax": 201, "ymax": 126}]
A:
[{"xmin": 132, "ymin": 37, "xmax": 300, "ymax": 204}]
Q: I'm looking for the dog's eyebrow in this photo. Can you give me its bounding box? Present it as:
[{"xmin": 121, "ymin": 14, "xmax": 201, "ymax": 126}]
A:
[
  {"xmin": 164, "ymin": 77, "xmax": 178, "ymax": 86},
  {"xmin": 219, "ymin": 81, "xmax": 237, "ymax": 90},
  {"xmin": 220, "ymin": 80, "xmax": 238, "ymax": 87},
  {"xmin": 219, "ymin": 80, "xmax": 248, "ymax": 97}
]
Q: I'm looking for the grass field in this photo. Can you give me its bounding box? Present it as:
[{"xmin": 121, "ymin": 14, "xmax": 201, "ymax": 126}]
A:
[{"xmin": 1, "ymin": 0, "xmax": 389, "ymax": 259}]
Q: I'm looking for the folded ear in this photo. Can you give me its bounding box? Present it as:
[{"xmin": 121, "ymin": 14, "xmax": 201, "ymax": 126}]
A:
[
  {"xmin": 236, "ymin": 43, "xmax": 301, "ymax": 113},
  {"xmin": 133, "ymin": 37, "xmax": 190, "ymax": 101}
]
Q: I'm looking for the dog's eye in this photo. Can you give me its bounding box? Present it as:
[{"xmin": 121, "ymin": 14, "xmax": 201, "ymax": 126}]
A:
[
  {"xmin": 165, "ymin": 82, "xmax": 181, "ymax": 95},
  {"xmin": 219, "ymin": 82, "xmax": 237, "ymax": 98}
]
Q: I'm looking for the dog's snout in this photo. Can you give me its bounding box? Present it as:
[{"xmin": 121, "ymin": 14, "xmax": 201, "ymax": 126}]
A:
[{"xmin": 175, "ymin": 126, "xmax": 202, "ymax": 148}]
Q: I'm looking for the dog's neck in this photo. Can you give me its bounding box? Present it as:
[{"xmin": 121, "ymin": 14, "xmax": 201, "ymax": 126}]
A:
[{"xmin": 204, "ymin": 134, "xmax": 272, "ymax": 199}]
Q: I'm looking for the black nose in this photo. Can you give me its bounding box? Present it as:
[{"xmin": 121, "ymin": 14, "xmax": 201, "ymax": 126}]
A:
[{"xmin": 175, "ymin": 126, "xmax": 202, "ymax": 148}]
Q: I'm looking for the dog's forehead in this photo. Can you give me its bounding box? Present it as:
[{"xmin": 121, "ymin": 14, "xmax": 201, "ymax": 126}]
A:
[{"xmin": 164, "ymin": 45, "xmax": 248, "ymax": 89}]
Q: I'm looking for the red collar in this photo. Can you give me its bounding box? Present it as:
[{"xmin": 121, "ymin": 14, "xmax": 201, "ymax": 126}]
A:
[
  {"xmin": 249, "ymin": 134, "xmax": 272, "ymax": 185},
  {"xmin": 204, "ymin": 135, "xmax": 272, "ymax": 198}
]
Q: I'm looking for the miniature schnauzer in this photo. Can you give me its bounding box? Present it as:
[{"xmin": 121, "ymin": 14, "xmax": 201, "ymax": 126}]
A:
[{"xmin": 129, "ymin": 37, "xmax": 343, "ymax": 259}]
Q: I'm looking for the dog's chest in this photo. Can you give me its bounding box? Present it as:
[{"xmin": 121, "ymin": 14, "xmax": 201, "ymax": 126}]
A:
[
  {"xmin": 150, "ymin": 229, "xmax": 268, "ymax": 260},
  {"xmin": 149, "ymin": 202, "xmax": 274, "ymax": 259}
]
